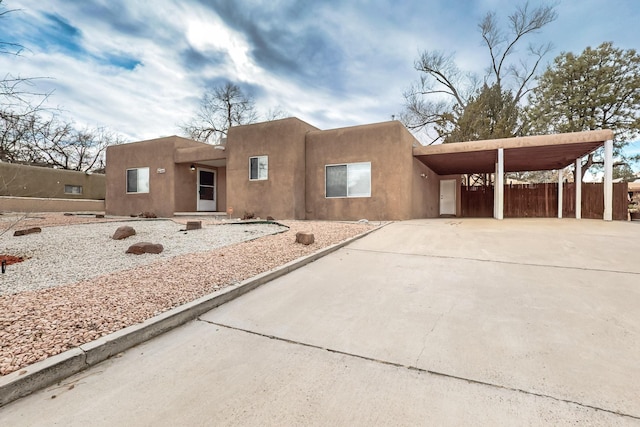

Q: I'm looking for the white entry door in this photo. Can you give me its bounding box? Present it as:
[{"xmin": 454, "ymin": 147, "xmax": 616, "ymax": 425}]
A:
[
  {"xmin": 439, "ymin": 179, "xmax": 456, "ymax": 216},
  {"xmin": 197, "ymin": 168, "xmax": 216, "ymax": 211}
]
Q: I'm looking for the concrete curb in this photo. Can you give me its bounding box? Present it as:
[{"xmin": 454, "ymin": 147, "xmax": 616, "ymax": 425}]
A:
[{"xmin": 0, "ymin": 222, "xmax": 388, "ymax": 407}]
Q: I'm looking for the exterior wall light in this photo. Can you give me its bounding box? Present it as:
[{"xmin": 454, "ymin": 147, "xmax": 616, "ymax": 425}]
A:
[{"xmin": 190, "ymin": 164, "xmax": 196, "ymax": 171}]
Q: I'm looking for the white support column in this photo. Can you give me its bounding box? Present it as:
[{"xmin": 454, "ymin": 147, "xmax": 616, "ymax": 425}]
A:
[
  {"xmin": 493, "ymin": 164, "xmax": 498, "ymax": 218},
  {"xmin": 603, "ymin": 139, "xmax": 613, "ymax": 221},
  {"xmin": 575, "ymin": 158, "xmax": 582, "ymax": 219},
  {"xmin": 558, "ymin": 169, "xmax": 563, "ymax": 219},
  {"xmin": 494, "ymin": 148, "xmax": 504, "ymax": 220}
]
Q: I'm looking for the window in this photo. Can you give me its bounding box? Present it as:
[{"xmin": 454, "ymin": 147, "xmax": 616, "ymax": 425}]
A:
[
  {"xmin": 249, "ymin": 156, "xmax": 268, "ymax": 180},
  {"xmin": 64, "ymin": 185, "xmax": 83, "ymax": 195},
  {"xmin": 126, "ymin": 167, "xmax": 149, "ymax": 193},
  {"xmin": 326, "ymin": 162, "xmax": 371, "ymax": 198}
]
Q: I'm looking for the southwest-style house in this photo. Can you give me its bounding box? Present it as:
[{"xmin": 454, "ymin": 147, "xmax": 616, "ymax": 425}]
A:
[{"xmin": 105, "ymin": 118, "xmax": 622, "ymax": 221}]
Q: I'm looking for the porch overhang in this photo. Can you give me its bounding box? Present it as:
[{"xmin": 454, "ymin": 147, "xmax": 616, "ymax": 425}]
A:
[
  {"xmin": 412, "ymin": 130, "xmax": 614, "ymax": 174},
  {"xmin": 175, "ymin": 145, "xmax": 226, "ymax": 167}
]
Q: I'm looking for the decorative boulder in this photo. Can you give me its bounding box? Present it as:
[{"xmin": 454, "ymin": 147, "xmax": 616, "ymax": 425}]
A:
[
  {"xmin": 126, "ymin": 242, "xmax": 164, "ymax": 255},
  {"xmin": 139, "ymin": 211, "xmax": 157, "ymax": 218},
  {"xmin": 13, "ymin": 227, "xmax": 42, "ymax": 237},
  {"xmin": 295, "ymin": 231, "xmax": 315, "ymax": 245},
  {"xmin": 186, "ymin": 221, "xmax": 202, "ymax": 230},
  {"xmin": 112, "ymin": 226, "xmax": 136, "ymax": 240},
  {"xmin": 266, "ymin": 216, "xmax": 275, "ymax": 221}
]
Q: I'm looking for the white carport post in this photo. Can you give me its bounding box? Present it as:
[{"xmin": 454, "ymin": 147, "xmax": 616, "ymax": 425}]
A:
[
  {"xmin": 603, "ymin": 139, "xmax": 613, "ymax": 221},
  {"xmin": 575, "ymin": 158, "xmax": 582, "ymax": 219},
  {"xmin": 494, "ymin": 148, "xmax": 504, "ymax": 220},
  {"xmin": 557, "ymin": 168, "xmax": 563, "ymax": 219}
]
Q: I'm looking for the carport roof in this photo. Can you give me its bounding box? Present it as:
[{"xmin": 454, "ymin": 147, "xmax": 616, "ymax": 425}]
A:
[{"xmin": 413, "ymin": 130, "xmax": 614, "ymax": 174}]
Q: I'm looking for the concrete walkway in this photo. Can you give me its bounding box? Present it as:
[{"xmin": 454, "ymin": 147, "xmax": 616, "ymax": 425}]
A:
[{"xmin": 1, "ymin": 219, "xmax": 639, "ymax": 425}]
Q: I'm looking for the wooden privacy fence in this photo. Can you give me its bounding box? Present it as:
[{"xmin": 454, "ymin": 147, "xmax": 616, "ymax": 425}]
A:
[{"xmin": 461, "ymin": 182, "xmax": 628, "ymax": 220}]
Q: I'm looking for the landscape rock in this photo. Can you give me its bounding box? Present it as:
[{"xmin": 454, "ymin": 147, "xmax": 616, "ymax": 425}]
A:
[
  {"xmin": 186, "ymin": 221, "xmax": 202, "ymax": 230},
  {"xmin": 242, "ymin": 212, "xmax": 255, "ymax": 220},
  {"xmin": 126, "ymin": 242, "xmax": 164, "ymax": 255},
  {"xmin": 13, "ymin": 227, "xmax": 42, "ymax": 237},
  {"xmin": 95, "ymin": 214, "xmax": 105, "ymax": 219},
  {"xmin": 266, "ymin": 216, "xmax": 275, "ymax": 221},
  {"xmin": 138, "ymin": 211, "xmax": 157, "ymax": 218},
  {"xmin": 295, "ymin": 231, "xmax": 315, "ymax": 245},
  {"xmin": 112, "ymin": 225, "xmax": 136, "ymax": 240}
]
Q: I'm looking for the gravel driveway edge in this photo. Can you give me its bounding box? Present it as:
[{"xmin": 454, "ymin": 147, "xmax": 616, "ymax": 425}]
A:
[{"xmin": 0, "ymin": 222, "xmax": 387, "ymax": 407}]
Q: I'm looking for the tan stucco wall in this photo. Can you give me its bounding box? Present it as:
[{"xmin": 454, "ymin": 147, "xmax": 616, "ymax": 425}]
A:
[
  {"xmin": 0, "ymin": 162, "xmax": 105, "ymax": 199},
  {"xmin": 411, "ymin": 158, "xmax": 441, "ymax": 218},
  {"xmin": 107, "ymin": 136, "xmax": 228, "ymax": 217},
  {"xmin": 173, "ymin": 164, "xmax": 226, "ymax": 212},
  {"xmin": 305, "ymin": 121, "xmax": 428, "ymax": 221},
  {"xmin": 216, "ymin": 166, "xmax": 226, "ymax": 212},
  {"xmin": 106, "ymin": 137, "xmax": 179, "ymax": 217},
  {"xmin": 226, "ymin": 118, "xmax": 318, "ymax": 219},
  {"xmin": 0, "ymin": 196, "xmax": 104, "ymax": 212},
  {"xmin": 174, "ymin": 162, "xmax": 197, "ymax": 212}
]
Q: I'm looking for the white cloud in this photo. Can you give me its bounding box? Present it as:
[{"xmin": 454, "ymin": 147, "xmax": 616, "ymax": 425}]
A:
[{"xmin": 1, "ymin": 0, "xmax": 638, "ymax": 145}]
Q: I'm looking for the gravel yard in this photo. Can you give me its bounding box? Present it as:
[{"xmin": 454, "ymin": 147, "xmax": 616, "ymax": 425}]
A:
[
  {"xmin": 0, "ymin": 219, "xmax": 286, "ymax": 295},
  {"xmin": 0, "ymin": 214, "xmax": 375, "ymax": 376}
]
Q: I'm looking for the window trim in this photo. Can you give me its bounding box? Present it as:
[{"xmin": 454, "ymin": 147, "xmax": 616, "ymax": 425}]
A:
[
  {"xmin": 325, "ymin": 161, "xmax": 371, "ymax": 199},
  {"xmin": 64, "ymin": 184, "xmax": 83, "ymax": 195},
  {"xmin": 249, "ymin": 155, "xmax": 268, "ymax": 181},
  {"xmin": 126, "ymin": 167, "xmax": 150, "ymax": 194}
]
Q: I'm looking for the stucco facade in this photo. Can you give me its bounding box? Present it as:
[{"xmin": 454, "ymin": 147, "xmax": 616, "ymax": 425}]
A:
[
  {"xmin": 226, "ymin": 118, "xmax": 318, "ymax": 219},
  {"xmin": 106, "ymin": 136, "xmax": 227, "ymax": 217},
  {"xmin": 305, "ymin": 121, "xmax": 455, "ymax": 220},
  {"xmin": 0, "ymin": 162, "xmax": 105, "ymax": 200},
  {"xmin": 104, "ymin": 118, "xmax": 457, "ymax": 220}
]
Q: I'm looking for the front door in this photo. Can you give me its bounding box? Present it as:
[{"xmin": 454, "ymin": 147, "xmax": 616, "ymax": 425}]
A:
[
  {"xmin": 197, "ymin": 168, "xmax": 216, "ymax": 211},
  {"xmin": 439, "ymin": 179, "xmax": 456, "ymax": 216}
]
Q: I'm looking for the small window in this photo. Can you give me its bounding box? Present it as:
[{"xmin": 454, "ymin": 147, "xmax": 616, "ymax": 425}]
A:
[
  {"xmin": 326, "ymin": 162, "xmax": 371, "ymax": 198},
  {"xmin": 126, "ymin": 167, "xmax": 149, "ymax": 193},
  {"xmin": 64, "ymin": 185, "xmax": 83, "ymax": 195},
  {"xmin": 249, "ymin": 156, "xmax": 268, "ymax": 180}
]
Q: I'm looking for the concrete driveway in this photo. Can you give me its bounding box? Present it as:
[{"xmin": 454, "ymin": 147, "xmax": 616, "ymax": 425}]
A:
[{"xmin": 1, "ymin": 219, "xmax": 639, "ymax": 425}]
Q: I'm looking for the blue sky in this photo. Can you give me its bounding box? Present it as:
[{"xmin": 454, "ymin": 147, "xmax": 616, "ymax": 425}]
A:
[{"xmin": 1, "ymin": 0, "xmax": 639, "ymax": 168}]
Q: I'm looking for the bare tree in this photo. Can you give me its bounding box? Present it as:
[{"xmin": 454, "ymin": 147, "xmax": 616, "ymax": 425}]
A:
[
  {"xmin": 0, "ymin": 1, "xmax": 21, "ymax": 56},
  {"xmin": 1, "ymin": 111, "xmax": 123, "ymax": 171},
  {"xmin": 0, "ymin": 1, "xmax": 50, "ymax": 114},
  {"xmin": 402, "ymin": 1, "xmax": 557, "ymax": 144},
  {"xmin": 182, "ymin": 82, "xmax": 258, "ymax": 144},
  {"xmin": 264, "ymin": 106, "xmax": 289, "ymax": 121}
]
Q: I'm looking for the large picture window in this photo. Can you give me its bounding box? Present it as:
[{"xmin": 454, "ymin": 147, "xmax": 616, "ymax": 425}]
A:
[
  {"xmin": 126, "ymin": 167, "xmax": 149, "ymax": 193},
  {"xmin": 249, "ymin": 156, "xmax": 268, "ymax": 180},
  {"xmin": 325, "ymin": 162, "xmax": 371, "ymax": 198}
]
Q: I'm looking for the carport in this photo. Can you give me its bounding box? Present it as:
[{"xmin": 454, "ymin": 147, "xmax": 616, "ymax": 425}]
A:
[{"xmin": 413, "ymin": 130, "xmax": 615, "ymax": 220}]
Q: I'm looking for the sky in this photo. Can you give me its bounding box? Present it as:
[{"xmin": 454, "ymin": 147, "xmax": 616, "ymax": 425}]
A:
[{"xmin": 1, "ymin": 0, "xmax": 639, "ymax": 165}]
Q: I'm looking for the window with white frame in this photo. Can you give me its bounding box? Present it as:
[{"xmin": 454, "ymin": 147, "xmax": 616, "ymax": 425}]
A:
[
  {"xmin": 325, "ymin": 162, "xmax": 371, "ymax": 198},
  {"xmin": 64, "ymin": 184, "xmax": 83, "ymax": 195},
  {"xmin": 249, "ymin": 156, "xmax": 268, "ymax": 180},
  {"xmin": 126, "ymin": 167, "xmax": 149, "ymax": 193}
]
